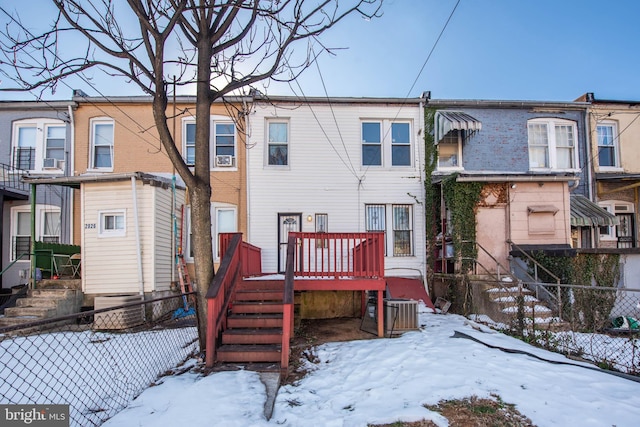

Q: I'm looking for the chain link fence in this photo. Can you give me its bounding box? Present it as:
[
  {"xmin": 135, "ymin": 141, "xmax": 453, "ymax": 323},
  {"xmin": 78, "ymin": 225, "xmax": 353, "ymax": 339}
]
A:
[
  {"xmin": 465, "ymin": 279, "xmax": 640, "ymax": 376},
  {"xmin": 0, "ymin": 293, "xmax": 199, "ymax": 426}
]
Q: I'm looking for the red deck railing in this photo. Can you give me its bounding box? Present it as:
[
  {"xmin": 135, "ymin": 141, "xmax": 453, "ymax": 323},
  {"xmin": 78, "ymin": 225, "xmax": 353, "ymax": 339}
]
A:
[
  {"xmin": 219, "ymin": 232, "xmax": 262, "ymax": 276},
  {"xmin": 205, "ymin": 233, "xmax": 243, "ymax": 367},
  {"xmin": 289, "ymin": 232, "xmax": 385, "ymax": 278}
]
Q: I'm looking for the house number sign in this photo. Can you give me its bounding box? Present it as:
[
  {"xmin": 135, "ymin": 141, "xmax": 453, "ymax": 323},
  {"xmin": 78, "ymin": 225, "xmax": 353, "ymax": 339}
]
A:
[{"xmin": 84, "ymin": 223, "xmax": 96, "ymax": 229}]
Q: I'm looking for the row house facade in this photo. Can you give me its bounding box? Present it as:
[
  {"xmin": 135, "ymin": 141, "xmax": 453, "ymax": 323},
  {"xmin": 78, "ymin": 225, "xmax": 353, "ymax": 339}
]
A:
[
  {"xmin": 246, "ymin": 95, "xmax": 427, "ymax": 275},
  {"xmin": 3, "ymin": 91, "xmax": 639, "ymax": 301},
  {"xmin": 425, "ymin": 97, "xmax": 617, "ymax": 279},
  {"xmin": 579, "ymin": 92, "xmax": 640, "ymax": 250},
  {"xmin": 0, "ymin": 100, "xmax": 76, "ymax": 288}
]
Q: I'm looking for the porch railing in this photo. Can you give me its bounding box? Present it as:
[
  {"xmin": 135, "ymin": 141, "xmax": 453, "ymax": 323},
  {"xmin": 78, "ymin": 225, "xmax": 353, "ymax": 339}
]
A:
[
  {"xmin": 289, "ymin": 232, "xmax": 385, "ymax": 278},
  {"xmin": 205, "ymin": 233, "xmax": 243, "ymax": 367},
  {"xmin": 0, "ymin": 163, "xmax": 29, "ymax": 194},
  {"xmin": 219, "ymin": 232, "xmax": 262, "ymax": 276}
]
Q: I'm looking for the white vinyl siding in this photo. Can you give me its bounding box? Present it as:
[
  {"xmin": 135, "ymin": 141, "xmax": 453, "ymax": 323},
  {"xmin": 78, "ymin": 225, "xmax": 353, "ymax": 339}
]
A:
[
  {"xmin": 248, "ymin": 101, "xmax": 425, "ymax": 277},
  {"xmin": 82, "ymin": 180, "xmax": 184, "ymax": 294}
]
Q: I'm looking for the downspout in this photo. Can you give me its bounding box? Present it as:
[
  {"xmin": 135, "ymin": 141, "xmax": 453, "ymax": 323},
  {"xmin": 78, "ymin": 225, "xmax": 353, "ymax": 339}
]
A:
[
  {"xmin": 131, "ymin": 176, "xmax": 144, "ymax": 296},
  {"xmin": 418, "ymin": 97, "xmax": 427, "ymax": 288},
  {"xmin": 29, "ymin": 184, "xmax": 36, "ymax": 289},
  {"xmin": 67, "ymin": 105, "xmax": 75, "ymax": 244},
  {"xmin": 245, "ymin": 99, "xmax": 252, "ymax": 242}
]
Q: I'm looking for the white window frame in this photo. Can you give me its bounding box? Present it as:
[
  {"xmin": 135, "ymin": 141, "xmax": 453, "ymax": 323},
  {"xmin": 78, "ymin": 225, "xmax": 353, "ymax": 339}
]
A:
[
  {"xmin": 184, "ymin": 204, "xmax": 237, "ymax": 262},
  {"xmin": 182, "ymin": 118, "xmax": 196, "ymax": 166},
  {"xmin": 266, "ymin": 119, "xmax": 289, "ymax": 167},
  {"xmin": 90, "ymin": 117, "xmax": 115, "ymax": 171},
  {"xmin": 527, "ymin": 118, "xmax": 579, "ymax": 171},
  {"xmin": 361, "ymin": 120, "xmax": 413, "ymax": 168},
  {"xmin": 596, "ymin": 121, "xmax": 622, "ymax": 171},
  {"xmin": 214, "ymin": 206, "xmax": 237, "ymax": 260},
  {"xmin": 10, "ymin": 205, "xmax": 61, "ymax": 261},
  {"xmin": 598, "ymin": 201, "xmax": 634, "ymax": 242},
  {"xmin": 437, "ymin": 130, "xmax": 464, "ymax": 171},
  {"xmin": 98, "ymin": 210, "xmax": 126, "ymax": 237},
  {"xmin": 365, "ymin": 204, "xmax": 415, "ymax": 257},
  {"xmin": 183, "ymin": 116, "xmax": 237, "ymax": 170},
  {"xmin": 12, "ymin": 118, "xmax": 66, "ymax": 173},
  {"xmin": 212, "ymin": 120, "xmax": 237, "ymax": 169}
]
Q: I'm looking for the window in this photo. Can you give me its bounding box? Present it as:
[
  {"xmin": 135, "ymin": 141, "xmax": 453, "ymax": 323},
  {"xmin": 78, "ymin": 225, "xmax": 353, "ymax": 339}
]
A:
[
  {"xmin": 268, "ymin": 121, "xmax": 288, "ymax": 166},
  {"xmin": 215, "ymin": 207, "xmax": 237, "ymax": 258},
  {"xmin": 42, "ymin": 211, "xmax": 61, "ymax": 243},
  {"xmin": 10, "ymin": 206, "xmax": 61, "ymax": 260},
  {"xmin": 362, "ymin": 122, "xmax": 382, "ymax": 166},
  {"xmin": 91, "ymin": 118, "xmax": 114, "ymax": 169},
  {"xmin": 437, "ymin": 131, "xmax": 462, "ymax": 169},
  {"xmin": 13, "ymin": 211, "xmax": 31, "ymax": 260},
  {"xmin": 315, "ymin": 213, "xmax": 328, "ymax": 248},
  {"xmin": 214, "ymin": 122, "xmax": 236, "ymax": 158},
  {"xmin": 597, "ymin": 122, "xmax": 620, "ymax": 169},
  {"xmin": 391, "ymin": 123, "xmax": 411, "ymax": 166},
  {"xmin": 12, "ymin": 119, "xmax": 66, "ymax": 172},
  {"xmin": 362, "ymin": 120, "xmax": 412, "ymax": 167},
  {"xmin": 184, "ymin": 121, "xmax": 196, "ymax": 166},
  {"xmin": 366, "ymin": 204, "xmax": 414, "ymax": 256},
  {"xmin": 392, "ymin": 205, "xmax": 413, "ymax": 256},
  {"xmin": 99, "ymin": 210, "xmax": 125, "ymax": 237},
  {"xmin": 527, "ymin": 118, "xmax": 577, "ymax": 170}
]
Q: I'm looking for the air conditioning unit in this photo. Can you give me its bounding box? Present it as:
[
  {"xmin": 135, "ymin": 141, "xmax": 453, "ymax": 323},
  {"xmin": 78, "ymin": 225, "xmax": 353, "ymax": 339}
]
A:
[
  {"xmin": 93, "ymin": 295, "xmax": 144, "ymax": 330},
  {"xmin": 42, "ymin": 158, "xmax": 60, "ymax": 169},
  {"xmin": 215, "ymin": 155, "xmax": 234, "ymax": 167},
  {"xmin": 384, "ymin": 299, "xmax": 418, "ymax": 335}
]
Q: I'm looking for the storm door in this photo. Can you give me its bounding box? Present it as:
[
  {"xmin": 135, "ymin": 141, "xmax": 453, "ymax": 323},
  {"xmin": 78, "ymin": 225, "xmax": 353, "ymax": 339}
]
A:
[
  {"xmin": 616, "ymin": 213, "xmax": 635, "ymax": 248},
  {"xmin": 278, "ymin": 213, "xmax": 301, "ymax": 273}
]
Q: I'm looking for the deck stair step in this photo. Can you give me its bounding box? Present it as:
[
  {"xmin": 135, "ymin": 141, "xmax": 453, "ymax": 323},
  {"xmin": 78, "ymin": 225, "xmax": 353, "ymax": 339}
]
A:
[
  {"xmin": 222, "ymin": 328, "xmax": 283, "ymax": 345},
  {"xmin": 217, "ymin": 279, "xmax": 286, "ymax": 366},
  {"xmin": 217, "ymin": 344, "xmax": 281, "ymax": 363},
  {"xmin": 231, "ymin": 301, "xmax": 284, "ymax": 314}
]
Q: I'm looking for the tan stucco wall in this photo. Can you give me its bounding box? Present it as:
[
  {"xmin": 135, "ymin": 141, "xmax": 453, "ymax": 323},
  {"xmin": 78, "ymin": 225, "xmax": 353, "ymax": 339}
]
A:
[
  {"xmin": 589, "ymin": 104, "xmax": 640, "ymax": 174},
  {"xmin": 508, "ymin": 181, "xmax": 571, "ymax": 246}
]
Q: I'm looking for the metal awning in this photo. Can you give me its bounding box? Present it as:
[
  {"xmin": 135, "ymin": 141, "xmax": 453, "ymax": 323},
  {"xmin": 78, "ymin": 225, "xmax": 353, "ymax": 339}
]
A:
[
  {"xmin": 570, "ymin": 194, "xmax": 619, "ymax": 227},
  {"xmin": 435, "ymin": 111, "xmax": 482, "ymax": 142}
]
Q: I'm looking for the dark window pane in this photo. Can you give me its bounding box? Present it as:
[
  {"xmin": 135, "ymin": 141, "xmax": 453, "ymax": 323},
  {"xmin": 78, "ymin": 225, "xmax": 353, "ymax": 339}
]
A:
[
  {"xmin": 392, "ymin": 146, "xmax": 410, "ymax": 166},
  {"xmin": 269, "ymin": 145, "xmax": 288, "ymax": 165},
  {"xmin": 363, "ymin": 145, "xmax": 381, "ymax": 166},
  {"xmin": 599, "ymin": 146, "xmax": 615, "ymax": 167}
]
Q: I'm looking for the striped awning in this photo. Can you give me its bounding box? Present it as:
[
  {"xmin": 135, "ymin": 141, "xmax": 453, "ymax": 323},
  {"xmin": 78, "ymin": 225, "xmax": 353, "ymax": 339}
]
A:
[
  {"xmin": 570, "ymin": 195, "xmax": 619, "ymax": 227},
  {"xmin": 435, "ymin": 111, "xmax": 482, "ymax": 142}
]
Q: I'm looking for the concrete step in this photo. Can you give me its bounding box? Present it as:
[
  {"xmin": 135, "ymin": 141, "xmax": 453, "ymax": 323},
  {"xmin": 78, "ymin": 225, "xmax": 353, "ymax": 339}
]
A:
[
  {"xmin": 4, "ymin": 306, "xmax": 57, "ymax": 318},
  {"xmin": 217, "ymin": 344, "xmax": 281, "ymax": 363},
  {"xmin": 222, "ymin": 328, "xmax": 283, "ymax": 345},
  {"xmin": 16, "ymin": 298, "xmax": 58, "ymax": 309},
  {"xmin": 29, "ymin": 288, "xmax": 78, "ymax": 298}
]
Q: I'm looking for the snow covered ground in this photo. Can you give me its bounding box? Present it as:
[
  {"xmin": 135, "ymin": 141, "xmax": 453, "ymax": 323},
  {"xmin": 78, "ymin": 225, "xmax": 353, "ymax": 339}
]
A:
[{"xmin": 104, "ymin": 304, "xmax": 640, "ymax": 427}]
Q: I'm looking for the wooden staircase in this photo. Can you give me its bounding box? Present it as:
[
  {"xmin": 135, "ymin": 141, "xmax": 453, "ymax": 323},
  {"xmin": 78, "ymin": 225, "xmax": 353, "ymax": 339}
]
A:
[{"xmin": 217, "ymin": 280, "xmax": 285, "ymax": 364}]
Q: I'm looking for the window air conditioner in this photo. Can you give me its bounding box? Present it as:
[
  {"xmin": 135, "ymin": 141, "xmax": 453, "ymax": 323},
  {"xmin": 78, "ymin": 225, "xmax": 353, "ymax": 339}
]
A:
[
  {"xmin": 215, "ymin": 155, "xmax": 234, "ymax": 167},
  {"xmin": 43, "ymin": 158, "xmax": 60, "ymax": 169}
]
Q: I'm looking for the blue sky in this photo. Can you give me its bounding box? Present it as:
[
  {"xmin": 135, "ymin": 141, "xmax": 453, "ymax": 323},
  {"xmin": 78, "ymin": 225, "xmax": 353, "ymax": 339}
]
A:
[{"xmin": 2, "ymin": 0, "xmax": 640, "ymax": 102}]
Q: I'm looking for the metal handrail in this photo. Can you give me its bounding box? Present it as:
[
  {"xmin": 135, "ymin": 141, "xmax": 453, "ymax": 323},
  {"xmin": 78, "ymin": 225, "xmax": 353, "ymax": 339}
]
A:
[{"xmin": 0, "ymin": 252, "xmax": 29, "ymax": 278}]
